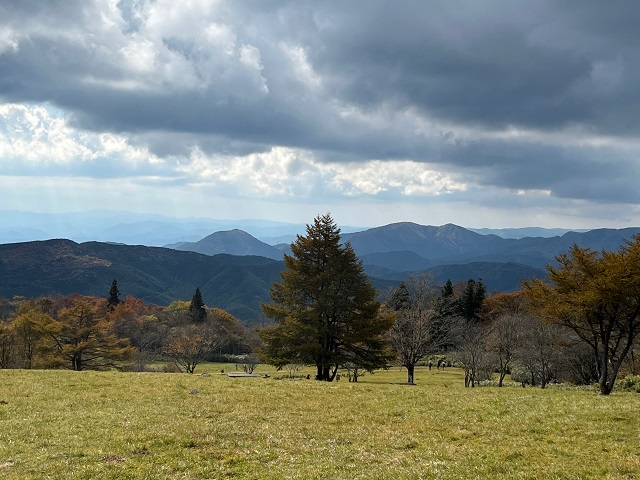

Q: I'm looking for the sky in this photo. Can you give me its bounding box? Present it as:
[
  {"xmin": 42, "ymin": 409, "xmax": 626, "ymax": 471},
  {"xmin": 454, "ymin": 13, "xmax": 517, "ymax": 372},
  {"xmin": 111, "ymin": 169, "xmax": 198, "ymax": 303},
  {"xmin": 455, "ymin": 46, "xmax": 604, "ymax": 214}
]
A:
[{"xmin": 1, "ymin": 1, "xmax": 640, "ymax": 230}]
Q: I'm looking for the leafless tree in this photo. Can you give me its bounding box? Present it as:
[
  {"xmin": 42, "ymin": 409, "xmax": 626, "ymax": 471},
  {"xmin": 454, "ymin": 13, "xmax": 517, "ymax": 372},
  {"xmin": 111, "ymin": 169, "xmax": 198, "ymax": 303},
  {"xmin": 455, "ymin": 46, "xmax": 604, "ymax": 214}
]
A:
[
  {"xmin": 164, "ymin": 322, "xmax": 225, "ymax": 374},
  {"xmin": 486, "ymin": 313, "xmax": 524, "ymax": 387},
  {"xmin": 513, "ymin": 315, "xmax": 562, "ymax": 388},
  {"xmin": 387, "ymin": 276, "xmax": 460, "ymax": 384},
  {"xmin": 455, "ymin": 321, "xmax": 489, "ymax": 387}
]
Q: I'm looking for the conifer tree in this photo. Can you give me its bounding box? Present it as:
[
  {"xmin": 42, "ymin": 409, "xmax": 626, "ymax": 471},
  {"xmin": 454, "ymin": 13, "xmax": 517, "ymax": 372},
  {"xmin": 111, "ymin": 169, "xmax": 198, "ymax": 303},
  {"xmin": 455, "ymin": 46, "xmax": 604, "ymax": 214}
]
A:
[
  {"xmin": 442, "ymin": 279, "xmax": 454, "ymax": 298},
  {"xmin": 458, "ymin": 278, "xmax": 486, "ymax": 321},
  {"xmin": 259, "ymin": 214, "xmax": 393, "ymax": 381},
  {"xmin": 107, "ymin": 279, "xmax": 122, "ymax": 311},
  {"xmin": 189, "ymin": 287, "xmax": 207, "ymax": 323},
  {"xmin": 388, "ymin": 282, "xmax": 412, "ymax": 311}
]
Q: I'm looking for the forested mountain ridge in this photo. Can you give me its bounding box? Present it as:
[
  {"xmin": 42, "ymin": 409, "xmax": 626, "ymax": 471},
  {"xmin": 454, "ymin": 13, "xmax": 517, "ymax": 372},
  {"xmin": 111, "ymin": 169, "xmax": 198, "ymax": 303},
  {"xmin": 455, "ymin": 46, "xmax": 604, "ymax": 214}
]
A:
[
  {"xmin": 0, "ymin": 239, "xmax": 283, "ymax": 323},
  {"xmin": 343, "ymin": 223, "xmax": 640, "ymax": 270}
]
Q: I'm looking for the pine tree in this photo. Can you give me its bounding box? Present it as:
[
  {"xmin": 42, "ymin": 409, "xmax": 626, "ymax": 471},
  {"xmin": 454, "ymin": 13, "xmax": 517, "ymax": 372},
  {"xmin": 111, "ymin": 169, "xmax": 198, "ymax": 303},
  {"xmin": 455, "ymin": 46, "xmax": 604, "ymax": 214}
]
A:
[
  {"xmin": 388, "ymin": 282, "xmax": 412, "ymax": 311},
  {"xmin": 458, "ymin": 278, "xmax": 486, "ymax": 321},
  {"xmin": 107, "ymin": 279, "xmax": 122, "ymax": 311},
  {"xmin": 189, "ymin": 287, "xmax": 207, "ymax": 323},
  {"xmin": 259, "ymin": 214, "xmax": 393, "ymax": 381},
  {"xmin": 442, "ymin": 279, "xmax": 454, "ymax": 298}
]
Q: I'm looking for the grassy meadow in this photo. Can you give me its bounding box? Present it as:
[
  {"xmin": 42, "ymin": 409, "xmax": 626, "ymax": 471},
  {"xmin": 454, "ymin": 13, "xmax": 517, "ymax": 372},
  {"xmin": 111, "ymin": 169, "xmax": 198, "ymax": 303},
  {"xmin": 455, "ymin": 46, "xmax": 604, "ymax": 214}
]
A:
[{"xmin": 1, "ymin": 365, "xmax": 639, "ymax": 479}]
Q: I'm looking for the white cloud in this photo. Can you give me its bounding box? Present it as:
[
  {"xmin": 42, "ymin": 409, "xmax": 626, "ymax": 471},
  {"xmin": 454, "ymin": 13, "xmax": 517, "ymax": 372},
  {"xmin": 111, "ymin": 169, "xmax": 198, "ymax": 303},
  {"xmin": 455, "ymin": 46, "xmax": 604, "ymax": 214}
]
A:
[{"xmin": 0, "ymin": 104, "xmax": 163, "ymax": 170}]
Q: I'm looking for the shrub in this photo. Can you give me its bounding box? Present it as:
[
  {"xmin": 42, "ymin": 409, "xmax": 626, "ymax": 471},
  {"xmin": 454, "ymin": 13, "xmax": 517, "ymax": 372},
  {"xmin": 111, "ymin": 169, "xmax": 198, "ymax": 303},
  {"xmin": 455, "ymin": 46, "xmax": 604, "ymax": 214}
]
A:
[{"xmin": 617, "ymin": 375, "xmax": 640, "ymax": 393}]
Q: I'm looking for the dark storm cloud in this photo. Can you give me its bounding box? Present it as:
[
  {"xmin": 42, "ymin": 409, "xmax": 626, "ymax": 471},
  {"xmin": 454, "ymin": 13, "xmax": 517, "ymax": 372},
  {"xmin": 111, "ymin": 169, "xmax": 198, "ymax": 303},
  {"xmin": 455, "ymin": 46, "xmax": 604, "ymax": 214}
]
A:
[
  {"xmin": 306, "ymin": 1, "xmax": 640, "ymax": 134},
  {"xmin": 443, "ymin": 139, "xmax": 640, "ymax": 204}
]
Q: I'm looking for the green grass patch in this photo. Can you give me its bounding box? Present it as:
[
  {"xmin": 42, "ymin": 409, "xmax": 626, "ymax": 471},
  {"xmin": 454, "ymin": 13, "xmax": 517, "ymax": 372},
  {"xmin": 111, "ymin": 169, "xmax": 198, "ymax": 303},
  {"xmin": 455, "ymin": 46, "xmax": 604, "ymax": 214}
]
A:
[{"xmin": 1, "ymin": 366, "xmax": 639, "ymax": 479}]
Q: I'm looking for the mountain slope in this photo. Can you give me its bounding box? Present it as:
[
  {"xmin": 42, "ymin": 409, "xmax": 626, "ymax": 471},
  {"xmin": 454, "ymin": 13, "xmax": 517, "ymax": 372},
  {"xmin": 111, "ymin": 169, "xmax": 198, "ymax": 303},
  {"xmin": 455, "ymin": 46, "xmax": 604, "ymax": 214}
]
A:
[
  {"xmin": 360, "ymin": 250, "xmax": 433, "ymax": 272},
  {"xmin": 0, "ymin": 239, "xmax": 284, "ymax": 323},
  {"xmin": 343, "ymin": 222, "xmax": 504, "ymax": 260},
  {"xmin": 345, "ymin": 223, "xmax": 640, "ymax": 268}
]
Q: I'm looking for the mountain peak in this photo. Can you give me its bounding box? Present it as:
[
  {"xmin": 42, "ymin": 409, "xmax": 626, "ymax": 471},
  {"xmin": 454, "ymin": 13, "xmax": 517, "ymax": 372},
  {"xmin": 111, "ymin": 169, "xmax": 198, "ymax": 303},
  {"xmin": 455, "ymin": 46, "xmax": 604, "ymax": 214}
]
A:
[{"xmin": 173, "ymin": 229, "xmax": 283, "ymax": 260}]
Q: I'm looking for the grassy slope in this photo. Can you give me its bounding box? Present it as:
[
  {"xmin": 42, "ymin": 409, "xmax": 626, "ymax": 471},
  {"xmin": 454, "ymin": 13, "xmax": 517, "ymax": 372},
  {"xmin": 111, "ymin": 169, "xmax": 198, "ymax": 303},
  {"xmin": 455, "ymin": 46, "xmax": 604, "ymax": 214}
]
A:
[{"xmin": 1, "ymin": 367, "xmax": 639, "ymax": 479}]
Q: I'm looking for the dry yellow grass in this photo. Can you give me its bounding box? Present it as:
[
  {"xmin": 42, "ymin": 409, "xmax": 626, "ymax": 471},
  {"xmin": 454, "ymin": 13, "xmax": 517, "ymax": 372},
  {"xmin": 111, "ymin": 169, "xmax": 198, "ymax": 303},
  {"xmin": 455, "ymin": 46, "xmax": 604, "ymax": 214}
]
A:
[{"xmin": 0, "ymin": 365, "xmax": 638, "ymax": 479}]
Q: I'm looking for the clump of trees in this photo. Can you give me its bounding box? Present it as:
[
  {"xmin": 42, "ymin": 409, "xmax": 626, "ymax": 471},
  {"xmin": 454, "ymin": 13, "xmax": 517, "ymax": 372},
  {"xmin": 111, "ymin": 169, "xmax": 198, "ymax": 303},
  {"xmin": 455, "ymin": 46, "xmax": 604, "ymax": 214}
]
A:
[
  {"xmin": 524, "ymin": 236, "xmax": 640, "ymax": 395},
  {"xmin": 0, "ymin": 285, "xmax": 258, "ymax": 373}
]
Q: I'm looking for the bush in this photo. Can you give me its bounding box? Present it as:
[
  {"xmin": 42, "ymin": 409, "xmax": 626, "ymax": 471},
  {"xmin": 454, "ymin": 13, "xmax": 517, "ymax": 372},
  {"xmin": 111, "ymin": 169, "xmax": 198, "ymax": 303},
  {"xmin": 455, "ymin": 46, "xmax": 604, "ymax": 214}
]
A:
[{"xmin": 617, "ymin": 375, "xmax": 640, "ymax": 393}]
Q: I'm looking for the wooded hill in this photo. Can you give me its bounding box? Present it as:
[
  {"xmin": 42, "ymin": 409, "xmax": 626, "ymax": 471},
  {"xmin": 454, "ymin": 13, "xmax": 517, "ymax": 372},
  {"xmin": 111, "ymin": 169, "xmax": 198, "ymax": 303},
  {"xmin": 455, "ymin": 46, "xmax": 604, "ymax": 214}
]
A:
[{"xmin": 0, "ymin": 239, "xmax": 282, "ymax": 323}]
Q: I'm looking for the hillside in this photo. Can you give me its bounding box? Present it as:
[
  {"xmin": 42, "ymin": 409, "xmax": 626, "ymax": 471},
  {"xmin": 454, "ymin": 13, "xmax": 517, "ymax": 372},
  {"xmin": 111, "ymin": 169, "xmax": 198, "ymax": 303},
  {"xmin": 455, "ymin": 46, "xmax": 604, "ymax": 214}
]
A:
[{"xmin": 0, "ymin": 239, "xmax": 284, "ymax": 323}]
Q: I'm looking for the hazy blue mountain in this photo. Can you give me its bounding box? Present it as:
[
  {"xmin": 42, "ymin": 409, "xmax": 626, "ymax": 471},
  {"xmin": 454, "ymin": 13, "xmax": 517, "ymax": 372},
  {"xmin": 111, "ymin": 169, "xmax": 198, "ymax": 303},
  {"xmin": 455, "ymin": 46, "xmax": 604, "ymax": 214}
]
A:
[
  {"xmin": 343, "ymin": 222, "xmax": 503, "ymax": 259},
  {"xmin": 470, "ymin": 227, "xmax": 589, "ymax": 239},
  {"xmin": 423, "ymin": 262, "xmax": 546, "ymax": 293},
  {"xmin": 344, "ymin": 223, "xmax": 640, "ymax": 269},
  {"xmin": 170, "ymin": 229, "xmax": 284, "ymax": 260},
  {"xmin": 0, "ymin": 210, "xmax": 312, "ymax": 246}
]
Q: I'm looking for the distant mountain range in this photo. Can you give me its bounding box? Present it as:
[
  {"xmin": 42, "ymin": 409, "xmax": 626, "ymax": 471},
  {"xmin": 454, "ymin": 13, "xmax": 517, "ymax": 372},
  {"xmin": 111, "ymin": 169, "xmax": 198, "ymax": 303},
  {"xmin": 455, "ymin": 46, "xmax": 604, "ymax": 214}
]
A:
[
  {"xmin": 2, "ymin": 216, "xmax": 639, "ymax": 324},
  {"xmin": 0, "ymin": 210, "xmax": 591, "ymax": 246},
  {"xmin": 166, "ymin": 221, "xmax": 640, "ymax": 274},
  {"xmin": 344, "ymin": 223, "xmax": 640, "ymax": 269}
]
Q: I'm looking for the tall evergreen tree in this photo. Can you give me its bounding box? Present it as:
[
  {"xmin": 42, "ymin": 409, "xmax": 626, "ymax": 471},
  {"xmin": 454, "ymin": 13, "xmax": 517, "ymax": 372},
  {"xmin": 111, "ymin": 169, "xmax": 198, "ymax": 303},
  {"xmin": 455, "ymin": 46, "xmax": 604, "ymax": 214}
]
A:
[
  {"xmin": 387, "ymin": 282, "xmax": 412, "ymax": 311},
  {"xmin": 458, "ymin": 278, "xmax": 486, "ymax": 321},
  {"xmin": 189, "ymin": 287, "xmax": 207, "ymax": 323},
  {"xmin": 259, "ymin": 214, "xmax": 393, "ymax": 381},
  {"xmin": 442, "ymin": 279, "xmax": 454, "ymax": 298},
  {"xmin": 107, "ymin": 279, "xmax": 122, "ymax": 311}
]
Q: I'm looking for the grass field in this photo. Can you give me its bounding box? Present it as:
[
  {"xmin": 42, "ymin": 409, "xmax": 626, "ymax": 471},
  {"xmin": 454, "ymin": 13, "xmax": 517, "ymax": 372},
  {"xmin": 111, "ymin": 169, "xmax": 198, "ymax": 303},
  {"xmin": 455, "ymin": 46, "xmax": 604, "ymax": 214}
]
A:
[{"xmin": 1, "ymin": 365, "xmax": 639, "ymax": 479}]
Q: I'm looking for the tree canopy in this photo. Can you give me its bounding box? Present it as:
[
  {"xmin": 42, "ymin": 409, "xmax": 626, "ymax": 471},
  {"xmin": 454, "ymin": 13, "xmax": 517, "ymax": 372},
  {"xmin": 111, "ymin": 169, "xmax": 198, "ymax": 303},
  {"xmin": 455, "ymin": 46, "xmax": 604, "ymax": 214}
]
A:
[{"xmin": 259, "ymin": 214, "xmax": 393, "ymax": 381}]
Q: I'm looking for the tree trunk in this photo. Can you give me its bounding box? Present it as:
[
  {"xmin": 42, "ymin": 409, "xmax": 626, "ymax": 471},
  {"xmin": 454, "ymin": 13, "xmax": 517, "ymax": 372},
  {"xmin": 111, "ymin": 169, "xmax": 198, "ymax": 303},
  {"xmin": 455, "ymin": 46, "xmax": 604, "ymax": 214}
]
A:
[
  {"xmin": 406, "ymin": 364, "xmax": 415, "ymax": 384},
  {"xmin": 72, "ymin": 354, "xmax": 82, "ymax": 371},
  {"xmin": 316, "ymin": 364, "xmax": 334, "ymax": 381},
  {"xmin": 598, "ymin": 352, "xmax": 612, "ymax": 395},
  {"xmin": 498, "ymin": 371, "xmax": 506, "ymax": 387}
]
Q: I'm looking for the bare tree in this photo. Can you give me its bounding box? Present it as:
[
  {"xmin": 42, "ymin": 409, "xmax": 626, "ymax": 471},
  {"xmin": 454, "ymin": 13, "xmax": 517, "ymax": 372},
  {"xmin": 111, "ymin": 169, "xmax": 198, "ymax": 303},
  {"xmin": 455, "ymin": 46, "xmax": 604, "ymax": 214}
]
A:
[
  {"xmin": 164, "ymin": 323, "xmax": 225, "ymax": 374},
  {"xmin": 387, "ymin": 277, "xmax": 458, "ymax": 384},
  {"xmin": 514, "ymin": 315, "xmax": 562, "ymax": 388},
  {"xmin": 455, "ymin": 321, "xmax": 488, "ymax": 387},
  {"xmin": 486, "ymin": 313, "xmax": 523, "ymax": 387},
  {"xmin": 240, "ymin": 354, "xmax": 259, "ymax": 374}
]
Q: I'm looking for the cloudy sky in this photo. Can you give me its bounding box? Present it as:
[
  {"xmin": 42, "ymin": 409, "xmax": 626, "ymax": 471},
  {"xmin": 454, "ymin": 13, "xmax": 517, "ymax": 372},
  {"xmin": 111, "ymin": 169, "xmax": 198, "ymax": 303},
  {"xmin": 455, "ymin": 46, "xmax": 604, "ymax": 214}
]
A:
[{"xmin": 1, "ymin": 1, "xmax": 639, "ymax": 229}]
